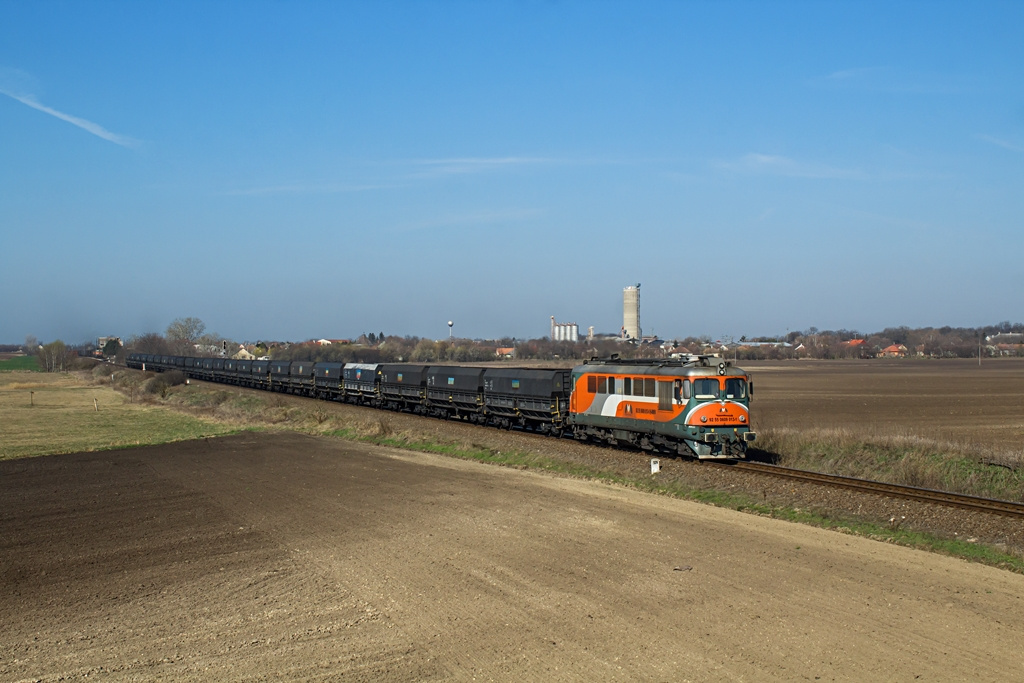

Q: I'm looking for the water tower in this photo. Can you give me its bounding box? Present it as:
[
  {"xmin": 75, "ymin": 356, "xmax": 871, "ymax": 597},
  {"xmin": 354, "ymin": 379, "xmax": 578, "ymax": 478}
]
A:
[{"xmin": 623, "ymin": 284, "xmax": 641, "ymax": 340}]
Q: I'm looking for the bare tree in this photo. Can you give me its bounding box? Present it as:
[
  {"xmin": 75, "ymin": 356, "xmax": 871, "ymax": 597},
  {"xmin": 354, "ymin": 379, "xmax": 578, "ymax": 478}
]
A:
[
  {"xmin": 37, "ymin": 340, "xmax": 73, "ymax": 372},
  {"xmin": 165, "ymin": 317, "xmax": 206, "ymax": 353},
  {"xmin": 197, "ymin": 331, "xmax": 232, "ymax": 356},
  {"xmin": 127, "ymin": 332, "xmax": 172, "ymax": 355},
  {"xmin": 24, "ymin": 335, "xmax": 39, "ymax": 355}
]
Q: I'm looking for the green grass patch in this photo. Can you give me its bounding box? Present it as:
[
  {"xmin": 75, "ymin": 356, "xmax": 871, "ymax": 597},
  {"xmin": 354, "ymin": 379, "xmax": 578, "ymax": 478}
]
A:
[
  {"xmin": 0, "ymin": 356, "xmax": 40, "ymax": 372},
  {"xmin": 0, "ymin": 373, "xmax": 236, "ymax": 459}
]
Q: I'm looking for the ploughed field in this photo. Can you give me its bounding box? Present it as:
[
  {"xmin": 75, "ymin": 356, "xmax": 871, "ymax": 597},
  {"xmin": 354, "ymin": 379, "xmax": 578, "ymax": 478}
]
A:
[
  {"xmin": 4, "ymin": 432, "xmax": 1024, "ymax": 681},
  {"xmin": 748, "ymin": 357, "xmax": 1024, "ymax": 454}
]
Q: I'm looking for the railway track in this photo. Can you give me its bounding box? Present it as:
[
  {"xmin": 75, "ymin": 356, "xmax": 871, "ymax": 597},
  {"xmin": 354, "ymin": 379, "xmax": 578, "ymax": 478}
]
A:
[{"xmin": 728, "ymin": 461, "xmax": 1024, "ymax": 519}]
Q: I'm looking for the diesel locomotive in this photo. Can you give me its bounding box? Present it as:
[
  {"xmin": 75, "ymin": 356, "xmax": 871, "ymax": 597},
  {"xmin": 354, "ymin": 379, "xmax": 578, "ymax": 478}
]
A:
[{"xmin": 126, "ymin": 353, "xmax": 756, "ymax": 459}]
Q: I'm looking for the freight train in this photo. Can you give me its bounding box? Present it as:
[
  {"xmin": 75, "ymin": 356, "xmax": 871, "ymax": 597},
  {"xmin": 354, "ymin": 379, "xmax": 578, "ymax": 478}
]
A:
[{"xmin": 126, "ymin": 353, "xmax": 756, "ymax": 459}]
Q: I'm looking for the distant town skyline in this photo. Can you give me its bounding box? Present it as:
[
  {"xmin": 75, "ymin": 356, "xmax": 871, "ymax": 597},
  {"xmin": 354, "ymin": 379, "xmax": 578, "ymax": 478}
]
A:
[{"xmin": 2, "ymin": 2, "xmax": 1021, "ymax": 344}]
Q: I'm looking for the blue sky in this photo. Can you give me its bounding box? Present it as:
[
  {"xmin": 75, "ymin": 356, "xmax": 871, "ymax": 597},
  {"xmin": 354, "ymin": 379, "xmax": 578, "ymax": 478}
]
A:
[{"xmin": 2, "ymin": 1, "xmax": 1022, "ymax": 345}]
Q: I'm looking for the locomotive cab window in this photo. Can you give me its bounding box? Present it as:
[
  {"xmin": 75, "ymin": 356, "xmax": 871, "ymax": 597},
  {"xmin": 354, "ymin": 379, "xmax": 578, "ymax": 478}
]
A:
[
  {"xmin": 693, "ymin": 378, "xmax": 720, "ymax": 400},
  {"xmin": 673, "ymin": 379, "xmax": 691, "ymax": 402},
  {"xmin": 725, "ymin": 378, "xmax": 747, "ymax": 399}
]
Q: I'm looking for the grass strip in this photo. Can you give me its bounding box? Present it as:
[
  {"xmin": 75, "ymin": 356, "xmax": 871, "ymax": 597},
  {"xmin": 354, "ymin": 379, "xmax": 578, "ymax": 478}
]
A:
[{"xmin": 758, "ymin": 426, "xmax": 1024, "ymax": 503}]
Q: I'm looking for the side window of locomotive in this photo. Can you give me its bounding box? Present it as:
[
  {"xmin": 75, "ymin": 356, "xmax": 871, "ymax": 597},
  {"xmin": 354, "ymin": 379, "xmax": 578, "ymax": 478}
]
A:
[
  {"xmin": 597, "ymin": 376, "xmax": 608, "ymax": 394},
  {"xmin": 587, "ymin": 375, "xmax": 597, "ymax": 393},
  {"xmin": 632, "ymin": 377, "xmax": 643, "ymax": 396},
  {"xmin": 644, "ymin": 378, "xmax": 656, "ymax": 397},
  {"xmin": 694, "ymin": 378, "xmax": 720, "ymax": 400},
  {"xmin": 623, "ymin": 377, "xmax": 632, "ymax": 395},
  {"xmin": 725, "ymin": 378, "xmax": 747, "ymax": 399},
  {"xmin": 683, "ymin": 379, "xmax": 691, "ymax": 400}
]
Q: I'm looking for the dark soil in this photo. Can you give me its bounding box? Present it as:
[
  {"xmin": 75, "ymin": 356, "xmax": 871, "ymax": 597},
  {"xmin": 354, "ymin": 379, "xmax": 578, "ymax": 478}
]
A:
[{"xmin": 3, "ymin": 432, "xmax": 1024, "ymax": 681}]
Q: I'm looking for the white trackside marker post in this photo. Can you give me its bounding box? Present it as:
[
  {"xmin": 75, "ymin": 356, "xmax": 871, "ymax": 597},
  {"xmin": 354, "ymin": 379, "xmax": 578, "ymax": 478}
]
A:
[{"xmin": 651, "ymin": 458, "xmax": 660, "ymax": 474}]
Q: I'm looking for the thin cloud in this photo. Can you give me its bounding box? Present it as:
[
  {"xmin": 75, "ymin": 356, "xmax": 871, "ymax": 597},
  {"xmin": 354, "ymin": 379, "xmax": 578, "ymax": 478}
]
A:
[
  {"xmin": 815, "ymin": 66, "xmax": 967, "ymax": 95},
  {"xmin": 408, "ymin": 156, "xmax": 560, "ymax": 177},
  {"xmin": 396, "ymin": 154, "xmax": 648, "ymax": 179},
  {"xmin": 394, "ymin": 207, "xmax": 543, "ymax": 232},
  {"xmin": 222, "ymin": 181, "xmax": 399, "ymax": 196},
  {"xmin": 0, "ymin": 85, "xmax": 139, "ymax": 148},
  {"xmin": 976, "ymin": 134, "xmax": 1024, "ymax": 153},
  {"xmin": 717, "ymin": 153, "xmax": 866, "ymax": 180},
  {"xmin": 231, "ymin": 155, "xmax": 616, "ymax": 195},
  {"xmin": 825, "ymin": 67, "xmax": 886, "ymax": 81}
]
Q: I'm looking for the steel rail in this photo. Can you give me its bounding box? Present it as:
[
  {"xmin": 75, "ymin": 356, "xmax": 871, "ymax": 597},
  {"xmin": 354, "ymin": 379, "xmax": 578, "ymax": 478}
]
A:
[{"xmin": 728, "ymin": 461, "xmax": 1024, "ymax": 519}]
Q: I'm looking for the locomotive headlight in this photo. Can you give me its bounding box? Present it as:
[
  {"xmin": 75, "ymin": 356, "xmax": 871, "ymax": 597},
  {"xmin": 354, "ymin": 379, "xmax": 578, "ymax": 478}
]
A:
[
  {"xmin": 700, "ymin": 416, "xmax": 708, "ymax": 423},
  {"xmin": 739, "ymin": 415, "xmax": 746, "ymax": 422}
]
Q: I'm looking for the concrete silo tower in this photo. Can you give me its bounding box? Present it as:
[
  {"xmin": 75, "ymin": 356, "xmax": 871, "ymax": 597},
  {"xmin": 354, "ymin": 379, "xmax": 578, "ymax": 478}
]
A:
[{"xmin": 623, "ymin": 284, "xmax": 641, "ymax": 340}]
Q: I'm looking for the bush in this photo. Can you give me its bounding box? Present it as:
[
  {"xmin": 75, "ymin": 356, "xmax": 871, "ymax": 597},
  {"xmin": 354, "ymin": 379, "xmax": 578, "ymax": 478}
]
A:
[
  {"xmin": 163, "ymin": 370, "xmax": 187, "ymax": 387},
  {"xmin": 143, "ymin": 370, "xmax": 187, "ymax": 398}
]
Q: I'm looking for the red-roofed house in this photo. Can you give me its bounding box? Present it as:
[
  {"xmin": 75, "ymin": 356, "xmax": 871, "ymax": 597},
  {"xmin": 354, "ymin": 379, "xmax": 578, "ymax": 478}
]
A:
[{"xmin": 878, "ymin": 344, "xmax": 908, "ymax": 358}]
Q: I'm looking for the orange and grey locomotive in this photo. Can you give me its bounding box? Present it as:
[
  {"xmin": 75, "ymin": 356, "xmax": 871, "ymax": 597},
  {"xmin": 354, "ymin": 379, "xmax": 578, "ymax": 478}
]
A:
[{"xmin": 568, "ymin": 356, "xmax": 755, "ymax": 459}]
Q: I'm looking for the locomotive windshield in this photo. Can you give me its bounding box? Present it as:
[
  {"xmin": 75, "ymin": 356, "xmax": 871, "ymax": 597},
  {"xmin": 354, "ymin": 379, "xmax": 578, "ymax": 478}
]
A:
[
  {"xmin": 693, "ymin": 378, "xmax": 720, "ymax": 400},
  {"xmin": 725, "ymin": 378, "xmax": 747, "ymax": 399},
  {"xmin": 691, "ymin": 377, "xmax": 748, "ymax": 400}
]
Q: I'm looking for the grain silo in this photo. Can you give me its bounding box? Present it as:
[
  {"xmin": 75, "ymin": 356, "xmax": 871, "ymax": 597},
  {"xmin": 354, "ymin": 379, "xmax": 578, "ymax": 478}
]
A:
[
  {"xmin": 550, "ymin": 316, "xmax": 579, "ymax": 342},
  {"xmin": 623, "ymin": 284, "xmax": 641, "ymax": 340}
]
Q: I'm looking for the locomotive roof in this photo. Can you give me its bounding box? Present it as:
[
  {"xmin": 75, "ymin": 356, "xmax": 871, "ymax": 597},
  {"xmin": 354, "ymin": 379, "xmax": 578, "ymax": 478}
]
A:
[{"xmin": 573, "ymin": 355, "xmax": 748, "ymax": 378}]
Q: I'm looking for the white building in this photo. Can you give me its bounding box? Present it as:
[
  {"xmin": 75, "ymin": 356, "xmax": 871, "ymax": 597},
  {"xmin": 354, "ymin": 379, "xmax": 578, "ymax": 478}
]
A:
[
  {"xmin": 550, "ymin": 316, "xmax": 579, "ymax": 342},
  {"xmin": 623, "ymin": 285, "xmax": 641, "ymax": 340}
]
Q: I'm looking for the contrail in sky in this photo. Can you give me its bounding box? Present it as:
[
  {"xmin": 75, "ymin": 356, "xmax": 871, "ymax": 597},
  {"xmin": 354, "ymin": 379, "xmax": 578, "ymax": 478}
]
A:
[{"xmin": 1, "ymin": 88, "xmax": 138, "ymax": 148}]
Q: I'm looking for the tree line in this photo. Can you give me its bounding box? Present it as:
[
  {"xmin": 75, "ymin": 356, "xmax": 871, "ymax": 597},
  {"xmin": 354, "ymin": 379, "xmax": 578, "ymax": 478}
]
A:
[{"xmin": 15, "ymin": 318, "xmax": 1023, "ymax": 373}]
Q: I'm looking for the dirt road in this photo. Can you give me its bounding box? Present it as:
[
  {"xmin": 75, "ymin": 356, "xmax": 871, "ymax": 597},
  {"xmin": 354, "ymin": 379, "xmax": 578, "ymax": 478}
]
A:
[{"xmin": 2, "ymin": 432, "xmax": 1022, "ymax": 681}]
